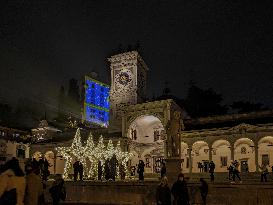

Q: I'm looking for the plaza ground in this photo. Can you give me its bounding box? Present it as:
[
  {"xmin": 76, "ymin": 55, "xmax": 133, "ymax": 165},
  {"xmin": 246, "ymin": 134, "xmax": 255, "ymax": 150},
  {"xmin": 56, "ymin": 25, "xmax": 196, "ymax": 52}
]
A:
[{"xmin": 44, "ymin": 172, "xmax": 273, "ymax": 205}]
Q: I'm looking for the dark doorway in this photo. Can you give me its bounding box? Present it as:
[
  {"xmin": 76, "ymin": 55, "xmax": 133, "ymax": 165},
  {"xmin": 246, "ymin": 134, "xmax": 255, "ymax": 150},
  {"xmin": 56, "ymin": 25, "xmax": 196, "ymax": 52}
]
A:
[{"xmin": 240, "ymin": 160, "xmax": 249, "ymax": 173}]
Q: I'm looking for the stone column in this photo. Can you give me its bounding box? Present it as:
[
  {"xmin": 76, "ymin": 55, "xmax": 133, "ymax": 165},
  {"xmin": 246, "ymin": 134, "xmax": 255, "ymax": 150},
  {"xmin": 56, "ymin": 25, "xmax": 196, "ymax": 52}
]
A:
[
  {"xmin": 209, "ymin": 146, "xmax": 212, "ymax": 162},
  {"xmin": 254, "ymin": 143, "xmax": 259, "ymax": 172},
  {"xmin": 166, "ymin": 157, "xmax": 182, "ymax": 186},
  {"xmin": 188, "ymin": 146, "xmax": 193, "ymax": 177},
  {"xmin": 53, "ymin": 149, "xmax": 57, "ymax": 175},
  {"xmin": 230, "ymin": 142, "xmax": 235, "ymax": 161}
]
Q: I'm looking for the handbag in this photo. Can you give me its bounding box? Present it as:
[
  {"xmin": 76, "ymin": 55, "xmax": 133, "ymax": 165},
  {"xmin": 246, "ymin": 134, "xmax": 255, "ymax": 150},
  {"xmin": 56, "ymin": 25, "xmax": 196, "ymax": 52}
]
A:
[{"xmin": 0, "ymin": 188, "xmax": 17, "ymax": 205}]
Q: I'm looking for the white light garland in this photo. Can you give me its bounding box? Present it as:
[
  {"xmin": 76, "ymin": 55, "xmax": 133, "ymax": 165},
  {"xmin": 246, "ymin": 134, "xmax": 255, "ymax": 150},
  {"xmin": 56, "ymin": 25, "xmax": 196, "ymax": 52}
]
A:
[{"xmin": 56, "ymin": 128, "xmax": 133, "ymax": 180}]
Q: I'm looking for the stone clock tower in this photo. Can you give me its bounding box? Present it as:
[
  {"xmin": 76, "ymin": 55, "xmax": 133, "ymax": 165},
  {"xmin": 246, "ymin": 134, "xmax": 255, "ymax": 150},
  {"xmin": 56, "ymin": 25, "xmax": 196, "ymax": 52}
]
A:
[{"xmin": 108, "ymin": 51, "xmax": 148, "ymax": 129}]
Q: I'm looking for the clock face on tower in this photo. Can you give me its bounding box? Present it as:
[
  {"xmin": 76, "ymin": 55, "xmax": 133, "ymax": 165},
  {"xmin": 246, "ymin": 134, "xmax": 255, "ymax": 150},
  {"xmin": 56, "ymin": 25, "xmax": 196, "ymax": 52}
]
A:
[{"xmin": 115, "ymin": 69, "xmax": 133, "ymax": 90}]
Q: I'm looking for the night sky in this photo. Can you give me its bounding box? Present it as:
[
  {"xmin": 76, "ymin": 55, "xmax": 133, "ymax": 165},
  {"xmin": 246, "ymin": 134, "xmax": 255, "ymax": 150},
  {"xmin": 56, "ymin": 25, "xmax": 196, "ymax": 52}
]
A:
[{"xmin": 0, "ymin": 0, "xmax": 273, "ymax": 109}]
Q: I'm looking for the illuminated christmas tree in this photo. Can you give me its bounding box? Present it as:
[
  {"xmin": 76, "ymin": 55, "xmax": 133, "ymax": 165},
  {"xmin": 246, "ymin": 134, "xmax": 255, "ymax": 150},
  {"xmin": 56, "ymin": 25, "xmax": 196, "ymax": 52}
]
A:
[
  {"xmin": 56, "ymin": 128, "xmax": 87, "ymax": 179},
  {"xmin": 57, "ymin": 129, "xmax": 133, "ymax": 180},
  {"xmin": 84, "ymin": 132, "xmax": 96, "ymax": 178},
  {"xmin": 105, "ymin": 140, "xmax": 115, "ymax": 159}
]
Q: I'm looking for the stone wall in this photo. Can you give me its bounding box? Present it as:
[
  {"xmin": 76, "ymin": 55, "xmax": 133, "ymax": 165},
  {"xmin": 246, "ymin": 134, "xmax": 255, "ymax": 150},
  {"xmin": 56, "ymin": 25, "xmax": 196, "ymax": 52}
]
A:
[{"xmin": 45, "ymin": 181, "xmax": 273, "ymax": 205}]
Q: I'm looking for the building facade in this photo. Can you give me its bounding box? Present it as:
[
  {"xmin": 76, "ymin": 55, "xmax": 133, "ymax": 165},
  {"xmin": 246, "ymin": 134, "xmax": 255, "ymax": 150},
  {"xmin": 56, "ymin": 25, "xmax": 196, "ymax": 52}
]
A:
[
  {"xmin": 0, "ymin": 126, "xmax": 31, "ymax": 168},
  {"xmin": 30, "ymin": 51, "xmax": 273, "ymax": 177}
]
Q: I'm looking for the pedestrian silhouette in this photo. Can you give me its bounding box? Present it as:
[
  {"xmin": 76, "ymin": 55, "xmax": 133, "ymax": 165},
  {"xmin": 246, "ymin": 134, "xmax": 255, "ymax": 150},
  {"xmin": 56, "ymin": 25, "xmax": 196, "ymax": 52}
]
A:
[
  {"xmin": 171, "ymin": 173, "xmax": 189, "ymax": 205},
  {"xmin": 156, "ymin": 176, "xmax": 171, "ymax": 205},
  {"xmin": 199, "ymin": 178, "xmax": 208, "ymax": 205}
]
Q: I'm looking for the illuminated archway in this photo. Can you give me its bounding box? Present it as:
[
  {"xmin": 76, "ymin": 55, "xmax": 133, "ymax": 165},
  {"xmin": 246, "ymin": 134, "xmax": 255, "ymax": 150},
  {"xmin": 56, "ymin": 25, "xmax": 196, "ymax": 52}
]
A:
[
  {"xmin": 192, "ymin": 141, "xmax": 209, "ymax": 173},
  {"xmin": 258, "ymin": 136, "xmax": 273, "ymax": 166},
  {"xmin": 128, "ymin": 115, "xmax": 165, "ymax": 174},
  {"xmin": 212, "ymin": 140, "xmax": 231, "ymax": 172},
  {"xmin": 234, "ymin": 138, "xmax": 255, "ymax": 172},
  {"xmin": 181, "ymin": 142, "xmax": 189, "ymax": 173}
]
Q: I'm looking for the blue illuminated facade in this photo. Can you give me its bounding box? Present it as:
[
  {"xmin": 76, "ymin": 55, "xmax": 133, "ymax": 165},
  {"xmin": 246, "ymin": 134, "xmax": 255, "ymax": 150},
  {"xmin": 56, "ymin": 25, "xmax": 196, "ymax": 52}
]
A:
[{"xmin": 83, "ymin": 76, "xmax": 110, "ymax": 127}]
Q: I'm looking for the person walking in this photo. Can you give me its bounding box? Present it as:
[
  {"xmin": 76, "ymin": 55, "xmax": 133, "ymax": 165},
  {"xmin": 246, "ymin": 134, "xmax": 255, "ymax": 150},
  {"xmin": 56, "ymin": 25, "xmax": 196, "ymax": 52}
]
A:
[
  {"xmin": 198, "ymin": 162, "xmax": 203, "ymax": 173},
  {"xmin": 271, "ymin": 165, "xmax": 273, "ymax": 180},
  {"xmin": 203, "ymin": 162, "xmax": 208, "ymax": 172},
  {"xmin": 39, "ymin": 157, "xmax": 50, "ymax": 181},
  {"xmin": 120, "ymin": 164, "xmax": 126, "ymax": 180},
  {"xmin": 199, "ymin": 178, "xmax": 208, "ymax": 205},
  {"xmin": 24, "ymin": 163, "xmax": 44, "ymax": 205},
  {"xmin": 110, "ymin": 155, "xmax": 118, "ymax": 181},
  {"xmin": 49, "ymin": 177, "xmax": 66, "ymax": 205},
  {"xmin": 171, "ymin": 173, "xmax": 189, "ymax": 205},
  {"xmin": 209, "ymin": 161, "xmax": 215, "ymax": 182},
  {"xmin": 160, "ymin": 162, "xmax": 166, "ymax": 178},
  {"xmin": 0, "ymin": 158, "xmax": 26, "ymax": 205},
  {"xmin": 73, "ymin": 160, "xmax": 80, "ymax": 181},
  {"xmin": 104, "ymin": 159, "xmax": 110, "ymax": 181},
  {"xmin": 98, "ymin": 160, "xmax": 102, "ymax": 181},
  {"xmin": 156, "ymin": 176, "xmax": 171, "ymax": 205},
  {"xmin": 227, "ymin": 162, "xmax": 233, "ymax": 180},
  {"xmin": 78, "ymin": 162, "xmax": 83, "ymax": 181},
  {"xmin": 231, "ymin": 160, "xmax": 242, "ymax": 183},
  {"xmin": 137, "ymin": 160, "xmax": 145, "ymax": 181},
  {"xmin": 259, "ymin": 163, "xmax": 269, "ymax": 182}
]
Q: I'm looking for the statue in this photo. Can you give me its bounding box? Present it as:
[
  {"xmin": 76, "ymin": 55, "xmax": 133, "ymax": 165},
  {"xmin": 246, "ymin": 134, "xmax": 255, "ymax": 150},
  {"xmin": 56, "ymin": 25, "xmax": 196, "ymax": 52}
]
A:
[{"xmin": 166, "ymin": 111, "xmax": 184, "ymax": 157}]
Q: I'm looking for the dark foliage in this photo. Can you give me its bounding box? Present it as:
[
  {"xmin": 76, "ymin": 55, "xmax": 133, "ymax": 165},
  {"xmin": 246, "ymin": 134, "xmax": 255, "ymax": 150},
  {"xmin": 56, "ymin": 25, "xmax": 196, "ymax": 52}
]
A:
[
  {"xmin": 181, "ymin": 85, "xmax": 228, "ymax": 117},
  {"xmin": 230, "ymin": 101, "xmax": 267, "ymax": 113}
]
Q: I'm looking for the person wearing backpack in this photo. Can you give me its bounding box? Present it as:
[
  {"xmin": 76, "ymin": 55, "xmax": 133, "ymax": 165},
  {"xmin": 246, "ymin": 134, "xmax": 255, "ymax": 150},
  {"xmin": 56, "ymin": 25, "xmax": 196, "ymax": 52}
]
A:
[{"xmin": 0, "ymin": 158, "xmax": 26, "ymax": 205}]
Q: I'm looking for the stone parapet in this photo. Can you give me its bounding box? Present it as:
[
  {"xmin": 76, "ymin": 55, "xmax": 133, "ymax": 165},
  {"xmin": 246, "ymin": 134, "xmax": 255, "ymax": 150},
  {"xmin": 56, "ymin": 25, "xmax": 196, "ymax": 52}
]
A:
[{"xmin": 44, "ymin": 181, "xmax": 273, "ymax": 205}]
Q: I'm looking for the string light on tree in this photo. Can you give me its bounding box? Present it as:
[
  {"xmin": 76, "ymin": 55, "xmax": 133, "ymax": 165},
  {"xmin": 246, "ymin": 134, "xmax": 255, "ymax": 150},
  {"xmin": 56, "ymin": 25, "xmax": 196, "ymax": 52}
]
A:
[
  {"xmin": 56, "ymin": 128, "xmax": 88, "ymax": 179},
  {"xmin": 84, "ymin": 132, "xmax": 96, "ymax": 178},
  {"xmin": 56, "ymin": 129, "xmax": 133, "ymax": 180}
]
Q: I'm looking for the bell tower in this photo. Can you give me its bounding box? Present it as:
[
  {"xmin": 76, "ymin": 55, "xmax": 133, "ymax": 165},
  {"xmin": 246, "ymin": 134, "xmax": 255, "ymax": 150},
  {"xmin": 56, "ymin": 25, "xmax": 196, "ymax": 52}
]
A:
[{"xmin": 108, "ymin": 51, "xmax": 148, "ymax": 129}]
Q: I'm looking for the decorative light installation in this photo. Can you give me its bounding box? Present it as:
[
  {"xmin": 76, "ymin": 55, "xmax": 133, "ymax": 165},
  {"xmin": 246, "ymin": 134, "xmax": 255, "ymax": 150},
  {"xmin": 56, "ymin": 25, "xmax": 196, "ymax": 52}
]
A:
[
  {"xmin": 57, "ymin": 129, "xmax": 133, "ymax": 180},
  {"xmin": 83, "ymin": 76, "xmax": 110, "ymax": 127},
  {"xmin": 115, "ymin": 141, "xmax": 133, "ymax": 178},
  {"xmin": 105, "ymin": 140, "xmax": 115, "ymax": 159},
  {"xmin": 84, "ymin": 132, "xmax": 97, "ymax": 178},
  {"xmin": 56, "ymin": 128, "xmax": 88, "ymax": 179}
]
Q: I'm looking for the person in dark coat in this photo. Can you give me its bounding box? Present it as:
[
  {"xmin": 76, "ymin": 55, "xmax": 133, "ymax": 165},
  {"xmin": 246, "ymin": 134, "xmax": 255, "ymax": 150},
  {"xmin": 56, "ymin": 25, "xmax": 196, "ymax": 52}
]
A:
[
  {"xmin": 73, "ymin": 160, "xmax": 80, "ymax": 181},
  {"xmin": 110, "ymin": 155, "xmax": 118, "ymax": 181},
  {"xmin": 227, "ymin": 162, "xmax": 233, "ymax": 180},
  {"xmin": 39, "ymin": 157, "xmax": 50, "ymax": 181},
  {"xmin": 104, "ymin": 159, "xmax": 110, "ymax": 180},
  {"xmin": 49, "ymin": 177, "xmax": 66, "ymax": 205},
  {"xmin": 137, "ymin": 160, "xmax": 145, "ymax": 181},
  {"xmin": 156, "ymin": 176, "xmax": 171, "ymax": 205},
  {"xmin": 98, "ymin": 160, "xmax": 102, "ymax": 180},
  {"xmin": 231, "ymin": 160, "xmax": 242, "ymax": 183},
  {"xmin": 120, "ymin": 164, "xmax": 126, "ymax": 180},
  {"xmin": 171, "ymin": 173, "xmax": 189, "ymax": 205},
  {"xmin": 161, "ymin": 162, "xmax": 167, "ymax": 178},
  {"xmin": 209, "ymin": 161, "xmax": 215, "ymax": 182},
  {"xmin": 78, "ymin": 162, "xmax": 83, "ymax": 181},
  {"xmin": 130, "ymin": 166, "xmax": 136, "ymax": 177},
  {"xmin": 199, "ymin": 178, "xmax": 208, "ymax": 205}
]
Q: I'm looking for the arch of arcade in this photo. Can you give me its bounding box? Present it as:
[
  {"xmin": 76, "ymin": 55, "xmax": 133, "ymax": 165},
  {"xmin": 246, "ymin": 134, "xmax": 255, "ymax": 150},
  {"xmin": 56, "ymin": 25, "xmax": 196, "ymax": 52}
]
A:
[
  {"xmin": 181, "ymin": 123, "xmax": 273, "ymax": 174},
  {"xmin": 122, "ymin": 99, "xmax": 185, "ymax": 175}
]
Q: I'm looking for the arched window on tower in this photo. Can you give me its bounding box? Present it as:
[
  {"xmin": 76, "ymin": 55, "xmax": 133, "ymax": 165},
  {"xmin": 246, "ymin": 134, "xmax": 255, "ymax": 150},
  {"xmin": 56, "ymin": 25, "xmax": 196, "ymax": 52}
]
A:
[
  {"xmin": 241, "ymin": 147, "xmax": 246, "ymax": 154},
  {"xmin": 154, "ymin": 130, "xmax": 160, "ymax": 141}
]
